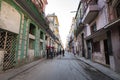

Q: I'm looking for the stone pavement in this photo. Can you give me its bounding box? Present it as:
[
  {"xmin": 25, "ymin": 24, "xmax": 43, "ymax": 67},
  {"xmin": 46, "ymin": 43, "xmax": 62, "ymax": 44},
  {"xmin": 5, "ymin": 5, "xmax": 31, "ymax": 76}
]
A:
[
  {"xmin": 0, "ymin": 54, "xmax": 120, "ymax": 80},
  {"xmin": 5, "ymin": 53, "xmax": 114, "ymax": 80},
  {"xmin": 0, "ymin": 58, "xmax": 45, "ymax": 80},
  {"xmin": 75, "ymin": 55, "xmax": 120, "ymax": 80}
]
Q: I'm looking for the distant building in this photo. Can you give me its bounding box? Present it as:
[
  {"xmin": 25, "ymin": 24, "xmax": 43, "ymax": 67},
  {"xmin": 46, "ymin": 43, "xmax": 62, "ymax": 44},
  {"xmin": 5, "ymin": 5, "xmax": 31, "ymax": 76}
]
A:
[
  {"xmin": 67, "ymin": 18, "xmax": 76, "ymax": 53},
  {"xmin": 46, "ymin": 13, "xmax": 63, "ymax": 55}
]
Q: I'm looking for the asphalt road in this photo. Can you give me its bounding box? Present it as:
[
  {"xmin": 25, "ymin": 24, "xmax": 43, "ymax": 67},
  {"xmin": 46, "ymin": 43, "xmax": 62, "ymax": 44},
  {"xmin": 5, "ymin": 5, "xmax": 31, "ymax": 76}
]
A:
[{"xmin": 10, "ymin": 52, "xmax": 113, "ymax": 80}]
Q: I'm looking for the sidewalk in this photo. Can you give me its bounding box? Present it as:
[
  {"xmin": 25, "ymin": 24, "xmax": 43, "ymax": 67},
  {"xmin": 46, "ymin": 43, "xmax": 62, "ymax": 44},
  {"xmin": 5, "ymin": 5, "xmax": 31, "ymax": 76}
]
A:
[
  {"xmin": 0, "ymin": 58, "xmax": 45, "ymax": 80},
  {"xmin": 75, "ymin": 55, "xmax": 120, "ymax": 80}
]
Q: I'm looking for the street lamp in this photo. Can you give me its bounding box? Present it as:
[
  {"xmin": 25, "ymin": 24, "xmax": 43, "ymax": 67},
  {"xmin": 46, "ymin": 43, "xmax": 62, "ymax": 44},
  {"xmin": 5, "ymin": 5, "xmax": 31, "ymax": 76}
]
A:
[{"xmin": 70, "ymin": 11, "xmax": 77, "ymax": 13}]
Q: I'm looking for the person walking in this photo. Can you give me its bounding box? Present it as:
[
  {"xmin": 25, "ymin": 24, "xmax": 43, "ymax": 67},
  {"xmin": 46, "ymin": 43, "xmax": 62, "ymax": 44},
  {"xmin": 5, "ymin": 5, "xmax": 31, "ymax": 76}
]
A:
[
  {"xmin": 46, "ymin": 48, "xmax": 49, "ymax": 59},
  {"xmin": 63, "ymin": 49, "xmax": 65, "ymax": 56},
  {"xmin": 60, "ymin": 49, "xmax": 61, "ymax": 55}
]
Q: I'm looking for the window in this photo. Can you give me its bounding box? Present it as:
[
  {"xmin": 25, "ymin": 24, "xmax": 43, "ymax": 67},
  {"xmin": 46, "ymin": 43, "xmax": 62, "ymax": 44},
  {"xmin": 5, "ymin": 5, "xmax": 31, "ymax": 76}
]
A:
[
  {"xmin": 45, "ymin": 36, "xmax": 48, "ymax": 40},
  {"xmin": 93, "ymin": 41, "xmax": 100, "ymax": 52},
  {"xmin": 29, "ymin": 39, "xmax": 34, "ymax": 49},
  {"xmin": 29, "ymin": 23, "xmax": 36, "ymax": 35},
  {"xmin": 91, "ymin": 23, "xmax": 97, "ymax": 34},
  {"xmin": 40, "ymin": 42, "xmax": 43, "ymax": 50},
  {"xmin": 116, "ymin": 2, "xmax": 120, "ymax": 17},
  {"xmin": 40, "ymin": 31, "xmax": 44, "ymax": 39}
]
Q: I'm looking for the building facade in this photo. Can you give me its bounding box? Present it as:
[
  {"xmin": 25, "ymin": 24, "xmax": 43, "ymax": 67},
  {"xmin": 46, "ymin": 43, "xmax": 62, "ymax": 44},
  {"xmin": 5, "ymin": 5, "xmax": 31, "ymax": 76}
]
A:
[
  {"xmin": 67, "ymin": 18, "xmax": 76, "ymax": 53},
  {"xmin": 0, "ymin": 0, "xmax": 62, "ymax": 72},
  {"xmin": 73, "ymin": 0, "xmax": 120, "ymax": 73},
  {"xmin": 46, "ymin": 13, "xmax": 63, "ymax": 57}
]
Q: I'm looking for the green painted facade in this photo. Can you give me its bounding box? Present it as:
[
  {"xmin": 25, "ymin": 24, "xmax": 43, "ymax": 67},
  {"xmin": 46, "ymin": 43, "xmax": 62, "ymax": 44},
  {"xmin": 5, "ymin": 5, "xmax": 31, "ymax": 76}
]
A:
[
  {"xmin": 0, "ymin": 0, "xmax": 1, "ymax": 10},
  {"xmin": 0, "ymin": 0, "xmax": 46, "ymax": 67},
  {"xmin": 40, "ymin": 30, "xmax": 46, "ymax": 57}
]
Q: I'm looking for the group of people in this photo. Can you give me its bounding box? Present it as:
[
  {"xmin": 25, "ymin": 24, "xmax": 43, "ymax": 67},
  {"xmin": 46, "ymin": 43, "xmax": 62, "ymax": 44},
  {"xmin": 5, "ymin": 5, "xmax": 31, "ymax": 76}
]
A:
[{"xmin": 46, "ymin": 48, "xmax": 65, "ymax": 59}]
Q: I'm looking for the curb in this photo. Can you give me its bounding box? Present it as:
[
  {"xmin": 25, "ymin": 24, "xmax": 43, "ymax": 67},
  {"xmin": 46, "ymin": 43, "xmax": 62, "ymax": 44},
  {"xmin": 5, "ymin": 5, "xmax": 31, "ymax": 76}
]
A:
[
  {"xmin": 75, "ymin": 56, "xmax": 120, "ymax": 80},
  {"xmin": 0, "ymin": 58, "xmax": 46, "ymax": 80}
]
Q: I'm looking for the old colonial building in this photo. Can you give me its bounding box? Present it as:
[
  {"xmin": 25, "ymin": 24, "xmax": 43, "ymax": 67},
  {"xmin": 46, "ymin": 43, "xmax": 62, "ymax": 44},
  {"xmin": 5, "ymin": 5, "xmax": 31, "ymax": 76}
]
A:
[
  {"xmin": 0, "ymin": 0, "xmax": 62, "ymax": 72},
  {"xmin": 67, "ymin": 18, "xmax": 76, "ymax": 53},
  {"xmin": 105, "ymin": 0, "xmax": 120, "ymax": 73},
  {"xmin": 73, "ymin": 0, "xmax": 120, "ymax": 73},
  {"xmin": 46, "ymin": 13, "xmax": 63, "ymax": 57}
]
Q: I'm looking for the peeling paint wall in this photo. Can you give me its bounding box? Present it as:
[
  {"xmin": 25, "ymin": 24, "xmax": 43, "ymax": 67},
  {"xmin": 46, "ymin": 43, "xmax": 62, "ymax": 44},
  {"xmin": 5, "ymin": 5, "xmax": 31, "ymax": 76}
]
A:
[
  {"xmin": 92, "ymin": 35, "xmax": 107, "ymax": 65},
  {"xmin": 96, "ymin": 0, "xmax": 108, "ymax": 30},
  {"xmin": 111, "ymin": 26, "xmax": 120, "ymax": 73},
  {"xmin": 0, "ymin": 1, "xmax": 20, "ymax": 34}
]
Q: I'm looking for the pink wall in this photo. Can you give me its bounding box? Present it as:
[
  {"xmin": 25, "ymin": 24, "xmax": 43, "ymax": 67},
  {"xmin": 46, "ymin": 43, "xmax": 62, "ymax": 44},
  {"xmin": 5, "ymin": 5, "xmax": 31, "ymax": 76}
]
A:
[
  {"xmin": 111, "ymin": 26, "xmax": 120, "ymax": 73},
  {"xmin": 32, "ymin": 0, "xmax": 48, "ymax": 13}
]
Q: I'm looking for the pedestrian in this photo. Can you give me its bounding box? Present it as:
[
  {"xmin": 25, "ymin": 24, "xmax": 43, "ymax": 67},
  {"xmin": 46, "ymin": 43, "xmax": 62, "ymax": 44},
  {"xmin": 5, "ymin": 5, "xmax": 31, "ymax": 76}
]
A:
[
  {"xmin": 53, "ymin": 48, "xmax": 55, "ymax": 57},
  {"xmin": 63, "ymin": 49, "xmax": 65, "ymax": 56},
  {"xmin": 46, "ymin": 48, "xmax": 49, "ymax": 59},
  {"xmin": 50, "ymin": 48, "xmax": 53, "ymax": 59},
  {"xmin": 60, "ymin": 49, "xmax": 61, "ymax": 55}
]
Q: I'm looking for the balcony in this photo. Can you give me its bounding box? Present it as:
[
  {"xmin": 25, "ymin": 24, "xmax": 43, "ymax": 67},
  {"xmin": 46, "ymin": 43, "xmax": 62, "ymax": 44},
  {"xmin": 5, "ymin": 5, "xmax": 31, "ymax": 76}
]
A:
[
  {"xmin": 82, "ymin": 5, "xmax": 99, "ymax": 24},
  {"xmin": 74, "ymin": 19, "xmax": 84, "ymax": 37},
  {"xmin": 14, "ymin": 0, "xmax": 47, "ymax": 28},
  {"xmin": 14, "ymin": 0, "xmax": 57, "ymax": 41}
]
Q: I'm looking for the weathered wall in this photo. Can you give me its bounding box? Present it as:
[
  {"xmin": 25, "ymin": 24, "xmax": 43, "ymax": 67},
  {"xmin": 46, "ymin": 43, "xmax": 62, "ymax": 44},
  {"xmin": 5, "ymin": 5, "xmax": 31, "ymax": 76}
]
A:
[
  {"xmin": 85, "ymin": 24, "xmax": 91, "ymax": 37},
  {"xmin": 96, "ymin": 0, "xmax": 108, "ymax": 30},
  {"xmin": 92, "ymin": 40, "xmax": 106, "ymax": 64},
  {"xmin": 111, "ymin": 26, "xmax": 120, "ymax": 73},
  {"xmin": 76, "ymin": 33, "xmax": 83, "ymax": 57},
  {"xmin": 86, "ymin": 0, "xmax": 108, "ymax": 36},
  {"xmin": 0, "ymin": 1, "xmax": 20, "ymax": 34},
  {"xmin": 92, "ymin": 34, "xmax": 107, "ymax": 65},
  {"xmin": 28, "ymin": 50, "xmax": 34, "ymax": 61}
]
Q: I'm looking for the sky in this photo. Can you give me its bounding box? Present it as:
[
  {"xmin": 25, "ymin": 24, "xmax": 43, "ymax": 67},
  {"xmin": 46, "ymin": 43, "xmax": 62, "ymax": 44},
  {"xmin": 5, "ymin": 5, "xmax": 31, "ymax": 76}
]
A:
[{"xmin": 45, "ymin": 0, "xmax": 80, "ymax": 48}]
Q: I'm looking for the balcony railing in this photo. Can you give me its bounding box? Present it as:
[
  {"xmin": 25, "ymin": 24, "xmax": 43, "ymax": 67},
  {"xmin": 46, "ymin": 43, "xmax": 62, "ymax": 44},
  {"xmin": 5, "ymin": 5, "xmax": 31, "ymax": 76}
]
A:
[
  {"xmin": 76, "ymin": 18, "xmax": 82, "ymax": 27},
  {"xmin": 14, "ymin": 0, "xmax": 47, "ymax": 28},
  {"xmin": 74, "ymin": 18, "xmax": 84, "ymax": 37},
  {"xmin": 14, "ymin": 0, "xmax": 58, "ymax": 41},
  {"xmin": 82, "ymin": 4, "xmax": 99, "ymax": 24}
]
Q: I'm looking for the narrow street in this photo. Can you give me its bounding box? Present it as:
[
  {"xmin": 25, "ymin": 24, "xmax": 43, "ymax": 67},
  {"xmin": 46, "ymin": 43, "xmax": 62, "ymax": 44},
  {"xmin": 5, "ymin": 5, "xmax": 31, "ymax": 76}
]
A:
[
  {"xmin": 10, "ymin": 52, "xmax": 112, "ymax": 80},
  {"xmin": 0, "ymin": 0, "xmax": 120, "ymax": 80}
]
